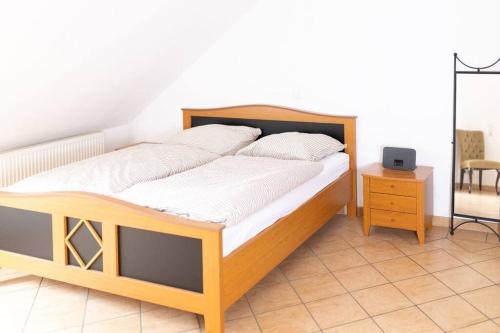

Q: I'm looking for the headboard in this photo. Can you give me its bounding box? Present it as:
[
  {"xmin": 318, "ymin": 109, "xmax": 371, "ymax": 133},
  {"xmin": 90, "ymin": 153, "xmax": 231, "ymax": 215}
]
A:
[
  {"xmin": 182, "ymin": 104, "xmax": 356, "ymax": 168},
  {"xmin": 182, "ymin": 105, "xmax": 357, "ymax": 213}
]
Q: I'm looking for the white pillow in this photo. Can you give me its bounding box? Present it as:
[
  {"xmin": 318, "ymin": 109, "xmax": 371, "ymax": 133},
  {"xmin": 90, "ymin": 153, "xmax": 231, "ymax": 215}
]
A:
[
  {"xmin": 167, "ymin": 124, "xmax": 262, "ymax": 155},
  {"xmin": 236, "ymin": 132, "xmax": 344, "ymax": 161}
]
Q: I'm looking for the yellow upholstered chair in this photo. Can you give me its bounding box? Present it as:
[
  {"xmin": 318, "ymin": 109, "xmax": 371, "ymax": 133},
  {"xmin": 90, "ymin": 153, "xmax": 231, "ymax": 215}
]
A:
[{"xmin": 456, "ymin": 129, "xmax": 500, "ymax": 195}]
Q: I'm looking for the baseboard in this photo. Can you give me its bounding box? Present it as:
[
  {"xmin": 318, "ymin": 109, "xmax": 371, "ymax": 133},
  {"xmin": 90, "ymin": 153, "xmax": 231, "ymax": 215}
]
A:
[{"xmin": 355, "ymin": 207, "xmax": 499, "ymax": 234}]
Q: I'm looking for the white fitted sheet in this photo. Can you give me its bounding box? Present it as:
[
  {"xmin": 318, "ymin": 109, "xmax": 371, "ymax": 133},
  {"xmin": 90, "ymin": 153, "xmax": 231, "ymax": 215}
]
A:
[{"xmin": 222, "ymin": 152, "xmax": 350, "ymax": 256}]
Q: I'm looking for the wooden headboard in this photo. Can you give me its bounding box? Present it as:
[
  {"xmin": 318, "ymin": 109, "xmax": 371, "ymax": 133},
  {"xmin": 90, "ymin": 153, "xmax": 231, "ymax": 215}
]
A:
[{"xmin": 182, "ymin": 105, "xmax": 357, "ymax": 215}]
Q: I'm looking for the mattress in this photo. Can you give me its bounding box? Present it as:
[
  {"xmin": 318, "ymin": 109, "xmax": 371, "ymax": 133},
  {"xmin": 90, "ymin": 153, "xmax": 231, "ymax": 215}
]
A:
[{"xmin": 222, "ymin": 152, "xmax": 349, "ymax": 256}]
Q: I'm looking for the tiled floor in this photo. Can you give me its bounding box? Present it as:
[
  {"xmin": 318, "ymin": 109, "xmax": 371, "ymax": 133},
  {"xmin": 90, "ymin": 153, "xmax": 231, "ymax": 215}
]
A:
[{"xmin": 1, "ymin": 215, "xmax": 500, "ymax": 333}]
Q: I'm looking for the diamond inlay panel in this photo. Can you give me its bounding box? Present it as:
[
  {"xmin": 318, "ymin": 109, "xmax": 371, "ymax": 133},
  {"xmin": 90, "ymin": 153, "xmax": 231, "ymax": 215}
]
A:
[{"xmin": 66, "ymin": 218, "xmax": 103, "ymax": 271}]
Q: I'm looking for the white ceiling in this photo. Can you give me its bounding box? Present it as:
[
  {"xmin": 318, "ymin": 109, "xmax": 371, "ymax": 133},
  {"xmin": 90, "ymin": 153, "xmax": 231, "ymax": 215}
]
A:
[{"xmin": 0, "ymin": 0, "xmax": 256, "ymax": 151}]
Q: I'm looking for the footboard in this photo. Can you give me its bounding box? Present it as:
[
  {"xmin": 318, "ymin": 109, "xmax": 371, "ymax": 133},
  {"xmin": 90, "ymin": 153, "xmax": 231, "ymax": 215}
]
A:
[{"xmin": 0, "ymin": 192, "xmax": 224, "ymax": 332}]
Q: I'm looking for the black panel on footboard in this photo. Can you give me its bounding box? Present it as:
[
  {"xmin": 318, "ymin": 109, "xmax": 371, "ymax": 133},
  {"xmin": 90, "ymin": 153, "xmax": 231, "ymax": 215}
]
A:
[
  {"xmin": 0, "ymin": 206, "xmax": 53, "ymax": 260},
  {"xmin": 191, "ymin": 116, "xmax": 345, "ymax": 143},
  {"xmin": 119, "ymin": 226, "xmax": 203, "ymax": 293}
]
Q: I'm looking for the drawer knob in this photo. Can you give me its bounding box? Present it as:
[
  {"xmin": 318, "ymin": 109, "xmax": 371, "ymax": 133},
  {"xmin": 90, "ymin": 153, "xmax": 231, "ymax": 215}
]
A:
[
  {"xmin": 390, "ymin": 184, "xmax": 395, "ymax": 188},
  {"xmin": 390, "ymin": 202, "xmax": 394, "ymax": 205},
  {"xmin": 391, "ymin": 218, "xmax": 395, "ymax": 222}
]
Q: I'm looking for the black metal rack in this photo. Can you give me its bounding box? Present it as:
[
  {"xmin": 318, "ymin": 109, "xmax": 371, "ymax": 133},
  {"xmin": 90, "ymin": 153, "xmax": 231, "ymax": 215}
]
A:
[{"xmin": 450, "ymin": 53, "xmax": 500, "ymax": 239}]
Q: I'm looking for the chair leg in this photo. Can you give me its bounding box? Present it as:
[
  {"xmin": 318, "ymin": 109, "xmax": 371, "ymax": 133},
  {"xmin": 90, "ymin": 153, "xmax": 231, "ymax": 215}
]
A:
[
  {"xmin": 460, "ymin": 169, "xmax": 465, "ymax": 190},
  {"xmin": 496, "ymin": 170, "xmax": 499, "ymax": 196},
  {"xmin": 479, "ymin": 170, "xmax": 483, "ymax": 191},
  {"xmin": 468, "ymin": 169, "xmax": 473, "ymax": 194}
]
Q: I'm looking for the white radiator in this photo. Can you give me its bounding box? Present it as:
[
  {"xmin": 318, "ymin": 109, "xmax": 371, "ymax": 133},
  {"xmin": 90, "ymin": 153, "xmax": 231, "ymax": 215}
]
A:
[{"xmin": 0, "ymin": 132, "xmax": 105, "ymax": 187}]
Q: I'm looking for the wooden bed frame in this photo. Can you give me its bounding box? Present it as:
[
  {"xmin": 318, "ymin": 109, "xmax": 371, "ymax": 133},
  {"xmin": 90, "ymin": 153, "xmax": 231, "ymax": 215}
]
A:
[{"xmin": 0, "ymin": 105, "xmax": 356, "ymax": 333}]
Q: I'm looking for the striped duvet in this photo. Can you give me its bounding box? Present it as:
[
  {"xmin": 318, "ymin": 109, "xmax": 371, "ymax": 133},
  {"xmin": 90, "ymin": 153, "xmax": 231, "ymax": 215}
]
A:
[
  {"xmin": 5, "ymin": 143, "xmax": 220, "ymax": 195},
  {"xmin": 116, "ymin": 155, "xmax": 324, "ymax": 227}
]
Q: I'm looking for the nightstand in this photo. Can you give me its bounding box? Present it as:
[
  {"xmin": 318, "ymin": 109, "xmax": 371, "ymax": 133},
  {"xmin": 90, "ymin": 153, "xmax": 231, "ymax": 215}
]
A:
[{"xmin": 362, "ymin": 163, "xmax": 433, "ymax": 244}]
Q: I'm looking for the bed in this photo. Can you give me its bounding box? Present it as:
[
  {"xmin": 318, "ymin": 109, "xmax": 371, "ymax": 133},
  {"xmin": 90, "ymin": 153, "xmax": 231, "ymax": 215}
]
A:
[{"xmin": 0, "ymin": 105, "xmax": 357, "ymax": 333}]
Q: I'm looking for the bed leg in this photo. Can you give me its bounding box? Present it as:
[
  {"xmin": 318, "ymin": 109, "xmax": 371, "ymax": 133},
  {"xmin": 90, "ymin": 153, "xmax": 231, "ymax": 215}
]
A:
[
  {"xmin": 204, "ymin": 309, "xmax": 224, "ymax": 333},
  {"xmin": 202, "ymin": 230, "xmax": 224, "ymax": 333},
  {"xmin": 347, "ymin": 201, "xmax": 357, "ymax": 218}
]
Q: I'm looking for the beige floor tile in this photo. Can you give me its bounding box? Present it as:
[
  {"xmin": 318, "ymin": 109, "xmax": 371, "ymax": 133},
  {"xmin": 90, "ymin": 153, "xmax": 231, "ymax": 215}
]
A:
[
  {"xmin": 429, "ymin": 238, "xmax": 465, "ymax": 251},
  {"xmin": 462, "ymin": 285, "xmax": 500, "ymax": 318},
  {"xmin": 392, "ymin": 241, "xmax": 439, "ymax": 256},
  {"xmin": 450, "ymin": 320, "xmax": 500, "ymax": 333},
  {"xmin": 54, "ymin": 326, "xmax": 84, "ymax": 333},
  {"xmin": 374, "ymin": 256, "xmax": 427, "ymax": 282},
  {"xmin": 0, "ymin": 274, "xmax": 41, "ymax": 294},
  {"xmin": 290, "ymin": 273, "xmax": 346, "ymax": 302},
  {"xmin": 306, "ymin": 293, "xmax": 368, "ymax": 329},
  {"xmin": 374, "ymin": 306, "xmax": 442, "ymax": 333},
  {"xmin": 322, "ymin": 318, "xmax": 382, "ymax": 333},
  {"xmin": 446, "ymin": 247, "xmax": 500, "ymax": 265},
  {"xmin": 433, "ymin": 266, "xmax": 493, "ymax": 293},
  {"xmin": 256, "ymin": 304, "xmax": 319, "ymax": 333},
  {"xmin": 247, "ymin": 282, "xmax": 301, "ymax": 314},
  {"xmin": 224, "ymin": 316, "xmax": 260, "ymax": 333},
  {"xmin": 486, "ymin": 233, "xmax": 500, "ymax": 244},
  {"xmin": 287, "ymin": 244, "xmax": 315, "ymax": 260},
  {"xmin": 141, "ymin": 307, "xmax": 199, "ymax": 333},
  {"xmin": 225, "ymin": 298, "xmax": 253, "ymax": 321},
  {"xmin": 279, "ymin": 256, "xmax": 328, "ymax": 280},
  {"xmin": 333, "ymin": 265, "xmax": 387, "ymax": 291},
  {"xmin": 25, "ymin": 298, "xmax": 87, "ymax": 333},
  {"xmin": 419, "ymin": 295, "xmax": 486, "ymax": 331},
  {"xmin": 394, "ymin": 274, "xmax": 455, "ymax": 304},
  {"xmin": 452, "ymin": 239, "xmax": 498, "ymax": 252},
  {"xmin": 40, "ymin": 278, "xmax": 64, "ymax": 288},
  {"xmin": 308, "ymin": 225, "xmax": 345, "ymax": 244},
  {"xmin": 318, "ymin": 248, "xmax": 368, "ymax": 272},
  {"xmin": 33, "ymin": 283, "xmax": 87, "ymax": 308},
  {"xmin": 255, "ymin": 268, "xmax": 288, "ymax": 287},
  {"xmin": 355, "ymin": 241, "xmax": 404, "ymax": 263},
  {"xmin": 141, "ymin": 301, "xmax": 165, "ymax": 313},
  {"xmin": 470, "ymin": 258, "xmax": 500, "ymax": 283},
  {"xmin": 0, "ymin": 288, "xmax": 38, "ymax": 333},
  {"xmin": 410, "ymin": 249, "xmax": 464, "ymax": 272},
  {"xmin": 25, "ymin": 283, "xmax": 88, "ymax": 333},
  {"xmin": 351, "ymin": 283, "xmax": 412, "ymax": 316},
  {"xmin": 448, "ymin": 229, "xmax": 488, "ymax": 242},
  {"xmin": 426, "ymin": 226, "xmax": 449, "ymax": 241},
  {"xmin": 341, "ymin": 230, "xmax": 386, "ymax": 247},
  {"xmin": 84, "ymin": 289, "xmax": 140, "ymax": 324},
  {"xmin": 83, "ymin": 314, "xmax": 141, "ymax": 333},
  {"xmin": 308, "ymin": 238, "xmax": 351, "ymax": 255},
  {"xmin": 477, "ymin": 246, "xmax": 500, "ymax": 259}
]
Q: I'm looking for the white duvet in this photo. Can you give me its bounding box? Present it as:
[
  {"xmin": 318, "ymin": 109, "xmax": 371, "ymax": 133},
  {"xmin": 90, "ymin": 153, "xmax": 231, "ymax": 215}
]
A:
[
  {"xmin": 6, "ymin": 143, "xmax": 220, "ymax": 195},
  {"xmin": 116, "ymin": 155, "xmax": 324, "ymax": 227}
]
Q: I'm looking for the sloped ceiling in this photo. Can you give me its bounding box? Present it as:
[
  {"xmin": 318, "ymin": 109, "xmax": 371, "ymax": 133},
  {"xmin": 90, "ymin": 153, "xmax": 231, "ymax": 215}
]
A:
[{"xmin": 0, "ymin": 0, "xmax": 256, "ymax": 151}]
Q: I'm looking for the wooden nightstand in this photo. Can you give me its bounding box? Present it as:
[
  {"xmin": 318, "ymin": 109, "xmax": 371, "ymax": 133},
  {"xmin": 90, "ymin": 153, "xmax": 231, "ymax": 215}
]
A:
[{"xmin": 362, "ymin": 163, "xmax": 433, "ymax": 244}]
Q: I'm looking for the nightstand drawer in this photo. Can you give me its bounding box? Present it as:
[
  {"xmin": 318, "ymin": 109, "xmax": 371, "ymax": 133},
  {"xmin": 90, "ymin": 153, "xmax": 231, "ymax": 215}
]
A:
[
  {"xmin": 371, "ymin": 209, "xmax": 416, "ymax": 230},
  {"xmin": 370, "ymin": 193, "xmax": 417, "ymax": 214},
  {"xmin": 370, "ymin": 178, "xmax": 416, "ymax": 196}
]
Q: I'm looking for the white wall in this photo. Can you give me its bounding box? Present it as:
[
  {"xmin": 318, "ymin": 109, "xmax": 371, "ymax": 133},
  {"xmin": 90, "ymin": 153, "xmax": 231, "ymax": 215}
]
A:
[
  {"xmin": 456, "ymin": 74, "xmax": 500, "ymax": 186},
  {"xmin": 0, "ymin": 0, "xmax": 256, "ymax": 152},
  {"xmin": 132, "ymin": 0, "xmax": 500, "ymax": 216}
]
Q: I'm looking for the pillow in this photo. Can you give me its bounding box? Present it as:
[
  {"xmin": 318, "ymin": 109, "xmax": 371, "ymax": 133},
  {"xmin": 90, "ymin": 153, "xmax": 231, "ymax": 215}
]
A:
[
  {"xmin": 236, "ymin": 132, "xmax": 344, "ymax": 161},
  {"xmin": 167, "ymin": 124, "xmax": 262, "ymax": 155}
]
